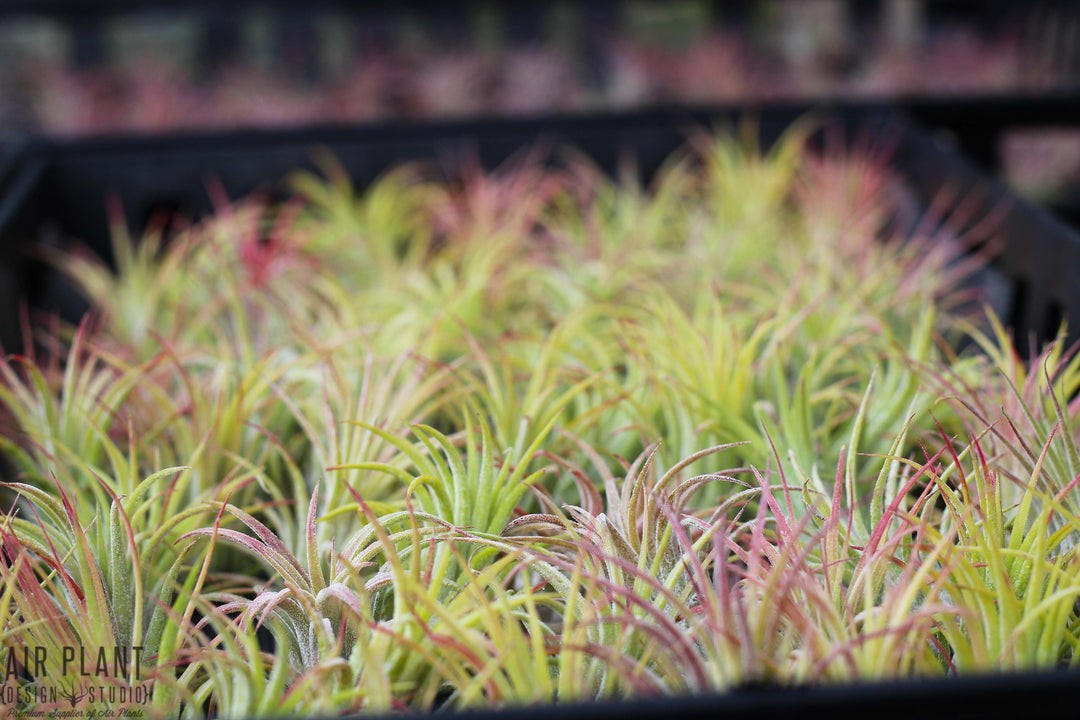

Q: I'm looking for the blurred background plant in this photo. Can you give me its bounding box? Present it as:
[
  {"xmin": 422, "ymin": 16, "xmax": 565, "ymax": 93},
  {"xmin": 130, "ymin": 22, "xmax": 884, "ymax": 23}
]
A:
[
  {"xmin": 3, "ymin": 1, "xmax": 1079, "ymax": 224},
  {"xmin": 1, "ymin": 1, "xmax": 1077, "ymax": 135}
]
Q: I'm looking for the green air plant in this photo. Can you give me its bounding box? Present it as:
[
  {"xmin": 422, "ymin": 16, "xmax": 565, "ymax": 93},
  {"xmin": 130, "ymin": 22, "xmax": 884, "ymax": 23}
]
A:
[
  {"xmin": 173, "ymin": 412, "xmax": 560, "ymax": 714},
  {"xmin": 0, "ymin": 320, "xmax": 149, "ymax": 502},
  {"xmin": 926, "ymin": 313, "xmax": 1080, "ymax": 518},
  {"xmin": 0, "ymin": 463, "xmax": 210, "ymax": 715},
  {"xmin": 913, "ymin": 429, "xmax": 1080, "ymax": 670},
  {"xmin": 2, "ymin": 124, "xmax": 1076, "ymax": 717},
  {"xmin": 51, "ymin": 209, "xmax": 194, "ymax": 357}
]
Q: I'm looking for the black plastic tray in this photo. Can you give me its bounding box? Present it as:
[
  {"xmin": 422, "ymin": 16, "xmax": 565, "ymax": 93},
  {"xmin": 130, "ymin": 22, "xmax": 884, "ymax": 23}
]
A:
[
  {"xmin": 1, "ymin": 103, "xmax": 1080, "ymax": 719},
  {"xmin": 408, "ymin": 670, "xmax": 1079, "ymax": 720}
]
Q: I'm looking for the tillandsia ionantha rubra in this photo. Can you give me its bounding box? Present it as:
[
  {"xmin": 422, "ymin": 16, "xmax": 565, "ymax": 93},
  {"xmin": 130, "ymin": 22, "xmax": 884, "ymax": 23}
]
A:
[{"xmin": 2, "ymin": 125, "xmax": 1077, "ymax": 718}]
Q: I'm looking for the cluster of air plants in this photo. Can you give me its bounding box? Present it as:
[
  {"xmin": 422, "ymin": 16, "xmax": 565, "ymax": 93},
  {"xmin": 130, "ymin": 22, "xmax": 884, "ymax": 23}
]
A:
[{"xmin": 2, "ymin": 125, "xmax": 1078, "ymax": 718}]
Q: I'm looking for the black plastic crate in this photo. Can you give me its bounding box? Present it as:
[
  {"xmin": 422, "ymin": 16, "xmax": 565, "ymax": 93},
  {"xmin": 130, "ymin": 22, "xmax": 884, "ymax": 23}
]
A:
[
  {"xmin": 1, "ymin": 102, "xmax": 1080, "ymax": 718},
  {"xmin": 377, "ymin": 669, "xmax": 1080, "ymax": 720}
]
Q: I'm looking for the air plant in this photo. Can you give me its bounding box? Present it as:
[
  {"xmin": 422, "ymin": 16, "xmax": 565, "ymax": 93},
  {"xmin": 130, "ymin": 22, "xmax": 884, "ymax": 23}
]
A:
[
  {"xmin": 0, "ymin": 460, "xmax": 212, "ymax": 715},
  {"xmin": 3, "ymin": 126, "xmax": 1078, "ymax": 718}
]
